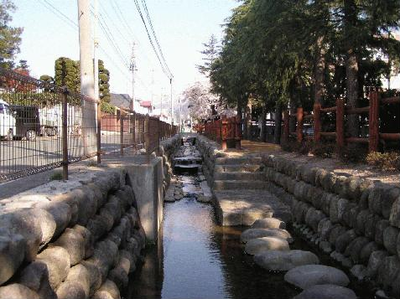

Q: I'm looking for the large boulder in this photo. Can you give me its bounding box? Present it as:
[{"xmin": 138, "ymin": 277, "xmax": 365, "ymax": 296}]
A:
[
  {"xmin": 251, "ymin": 218, "xmax": 286, "ymax": 229},
  {"xmin": 18, "ymin": 261, "xmax": 56, "ymax": 299},
  {"xmin": 284, "ymin": 265, "xmax": 350, "ymax": 289},
  {"xmin": 53, "ymin": 228, "xmax": 85, "ymax": 265},
  {"xmin": 293, "ymin": 284, "xmax": 357, "ymax": 299},
  {"xmin": 0, "ymin": 283, "xmax": 39, "ymax": 299},
  {"xmin": 254, "ymin": 250, "xmax": 319, "ymax": 272},
  {"xmin": 92, "ymin": 279, "xmax": 120, "ymax": 299},
  {"xmin": 0, "ymin": 230, "xmax": 26, "ymax": 285},
  {"xmin": 245, "ymin": 237, "xmax": 290, "ymax": 255},
  {"xmin": 241, "ymin": 228, "xmax": 293, "ymax": 244},
  {"xmin": 36, "ymin": 246, "xmax": 71, "ymax": 289}
]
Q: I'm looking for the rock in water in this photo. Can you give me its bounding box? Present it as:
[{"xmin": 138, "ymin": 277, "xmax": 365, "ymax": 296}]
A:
[
  {"xmin": 251, "ymin": 218, "xmax": 286, "ymax": 229},
  {"xmin": 254, "ymin": 250, "xmax": 319, "ymax": 272},
  {"xmin": 293, "ymin": 284, "xmax": 357, "ymax": 299},
  {"xmin": 241, "ymin": 228, "xmax": 293, "ymax": 244},
  {"xmin": 284, "ymin": 265, "xmax": 350, "ymax": 289},
  {"xmin": 245, "ymin": 237, "xmax": 290, "ymax": 255}
]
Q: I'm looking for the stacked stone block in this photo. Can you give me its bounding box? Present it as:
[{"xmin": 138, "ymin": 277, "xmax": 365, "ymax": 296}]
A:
[
  {"xmin": 262, "ymin": 154, "xmax": 400, "ymax": 296},
  {"xmin": 0, "ymin": 170, "xmax": 146, "ymax": 299}
]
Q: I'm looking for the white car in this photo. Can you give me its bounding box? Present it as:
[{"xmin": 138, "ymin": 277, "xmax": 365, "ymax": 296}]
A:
[{"xmin": 0, "ymin": 99, "xmax": 16, "ymax": 140}]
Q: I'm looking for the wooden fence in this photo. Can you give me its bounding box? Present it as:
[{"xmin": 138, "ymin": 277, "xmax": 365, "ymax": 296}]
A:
[
  {"xmin": 283, "ymin": 91, "xmax": 400, "ymax": 152},
  {"xmin": 198, "ymin": 116, "xmax": 242, "ymax": 150}
]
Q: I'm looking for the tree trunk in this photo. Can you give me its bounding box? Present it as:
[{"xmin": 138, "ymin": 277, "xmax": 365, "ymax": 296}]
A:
[
  {"xmin": 289, "ymin": 99, "xmax": 296, "ymax": 133},
  {"xmin": 244, "ymin": 100, "xmax": 252, "ymax": 139},
  {"xmin": 260, "ymin": 101, "xmax": 267, "ymax": 142},
  {"xmin": 314, "ymin": 36, "xmax": 326, "ymax": 105},
  {"xmin": 344, "ymin": 0, "xmax": 359, "ymax": 137},
  {"xmin": 274, "ymin": 103, "xmax": 283, "ymax": 144}
]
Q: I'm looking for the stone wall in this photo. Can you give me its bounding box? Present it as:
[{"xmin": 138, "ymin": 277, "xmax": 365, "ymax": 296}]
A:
[
  {"xmin": 195, "ymin": 135, "xmax": 223, "ymax": 186},
  {"xmin": 159, "ymin": 134, "xmax": 182, "ymax": 194},
  {"xmin": 0, "ymin": 169, "xmax": 145, "ymax": 299},
  {"xmin": 262, "ymin": 154, "xmax": 400, "ymax": 296}
]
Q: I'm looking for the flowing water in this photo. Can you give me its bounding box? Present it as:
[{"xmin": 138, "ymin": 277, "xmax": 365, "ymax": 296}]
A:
[{"xmin": 123, "ymin": 139, "xmax": 375, "ymax": 299}]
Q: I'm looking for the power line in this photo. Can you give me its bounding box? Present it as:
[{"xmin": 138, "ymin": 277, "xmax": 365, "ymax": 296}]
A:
[
  {"xmin": 140, "ymin": 0, "xmax": 173, "ymax": 78},
  {"xmin": 133, "ymin": 0, "xmax": 173, "ymax": 80},
  {"xmin": 38, "ymin": 0, "xmax": 78, "ymax": 30},
  {"xmin": 110, "ymin": 0, "xmax": 135, "ymax": 38}
]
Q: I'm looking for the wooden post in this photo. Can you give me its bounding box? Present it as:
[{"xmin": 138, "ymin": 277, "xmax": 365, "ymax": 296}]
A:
[
  {"xmin": 97, "ymin": 100, "xmax": 101, "ymax": 164},
  {"xmin": 336, "ymin": 98, "xmax": 345, "ymax": 150},
  {"xmin": 120, "ymin": 113, "xmax": 124, "ymax": 156},
  {"xmin": 283, "ymin": 110, "xmax": 289, "ymax": 143},
  {"xmin": 62, "ymin": 89, "xmax": 68, "ymax": 180},
  {"xmin": 296, "ymin": 107, "xmax": 304, "ymax": 143},
  {"xmin": 313, "ymin": 103, "xmax": 321, "ymax": 143},
  {"xmin": 221, "ymin": 116, "xmax": 227, "ymax": 150},
  {"xmin": 369, "ymin": 91, "xmax": 380, "ymax": 152}
]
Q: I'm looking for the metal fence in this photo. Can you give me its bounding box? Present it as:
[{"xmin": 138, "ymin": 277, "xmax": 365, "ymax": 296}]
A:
[{"xmin": 0, "ymin": 68, "xmax": 177, "ymax": 183}]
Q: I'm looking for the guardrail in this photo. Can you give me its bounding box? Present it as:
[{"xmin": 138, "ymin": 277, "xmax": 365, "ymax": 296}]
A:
[
  {"xmin": 282, "ymin": 90, "xmax": 400, "ymax": 152},
  {"xmin": 0, "ymin": 67, "xmax": 177, "ymax": 182}
]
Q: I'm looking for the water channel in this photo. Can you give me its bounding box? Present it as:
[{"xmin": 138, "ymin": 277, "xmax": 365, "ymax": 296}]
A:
[{"xmin": 124, "ymin": 138, "xmax": 374, "ymax": 299}]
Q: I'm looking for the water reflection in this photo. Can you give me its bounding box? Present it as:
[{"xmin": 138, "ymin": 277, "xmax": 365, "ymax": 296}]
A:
[{"xmin": 125, "ymin": 196, "xmax": 299, "ymax": 299}]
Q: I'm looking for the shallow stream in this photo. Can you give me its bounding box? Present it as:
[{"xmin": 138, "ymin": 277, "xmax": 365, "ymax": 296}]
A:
[{"xmin": 123, "ymin": 139, "xmax": 375, "ymax": 299}]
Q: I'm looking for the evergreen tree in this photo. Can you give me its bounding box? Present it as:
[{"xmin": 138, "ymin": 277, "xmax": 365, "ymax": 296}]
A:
[
  {"xmin": 54, "ymin": 57, "xmax": 80, "ymax": 93},
  {"xmin": 196, "ymin": 34, "xmax": 219, "ymax": 76},
  {"xmin": 0, "ymin": 0, "xmax": 23, "ymax": 69}
]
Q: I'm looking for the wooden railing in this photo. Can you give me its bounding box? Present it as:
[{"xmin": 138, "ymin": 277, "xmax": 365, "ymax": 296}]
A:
[
  {"xmin": 283, "ymin": 91, "xmax": 400, "ymax": 152},
  {"xmin": 198, "ymin": 116, "xmax": 242, "ymax": 150}
]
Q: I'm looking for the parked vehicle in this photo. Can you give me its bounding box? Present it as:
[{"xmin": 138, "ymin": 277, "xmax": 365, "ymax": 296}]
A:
[
  {"xmin": 0, "ymin": 99, "xmax": 16, "ymax": 140},
  {"xmin": 10, "ymin": 105, "xmax": 41, "ymax": 141}
]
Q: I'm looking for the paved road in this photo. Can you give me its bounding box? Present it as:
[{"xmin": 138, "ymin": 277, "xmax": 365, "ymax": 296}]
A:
[{"xmin": 0, "ymin": 132, "xmax": 136, "ymax": 181}]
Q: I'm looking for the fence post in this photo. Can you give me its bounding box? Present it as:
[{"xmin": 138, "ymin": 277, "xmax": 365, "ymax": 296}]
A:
[
  {"xmin": 145, "ymin": 114, "xmax": 150, "ymax": 162},
  {"xmin": 313, "ymin": 103, "xmax": 321, "ymax": 143},
  {"xmin": 62, "ymin": 88, "xmax": 68, "ymax": 180},
  {"xmin": 97, "ymin": 101, "xmax": 101, "ymax": 164},
  {"xmin": 283, "ymin": 110, "xmax": 289, "ymax": 143},
  {"xmin": 336, "ymin": 98, "xmax": 345, "ymax": 150},
  {"xmin": 120, "ymin": 113, "xmax": 124, "ymax": 156},
  {"xmin": 296, "ymin": 107, "xmax": 304, "ymax": 143},
  {"xmin": 221, "ymin": 116, "xmax": 227, "ymax": 150},
  {"xmin": 369, "ymin": 91, "xmax": 380, "ymax": 152}
]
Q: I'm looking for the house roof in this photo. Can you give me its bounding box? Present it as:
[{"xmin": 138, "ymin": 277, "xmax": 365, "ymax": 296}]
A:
[
  {"xmin": 140, "ymin": 100, "xmax": 152, "ymax": 108},
  {"xmin": 110, "ymin": 93, "xmax": 132, "ymax": 109}
]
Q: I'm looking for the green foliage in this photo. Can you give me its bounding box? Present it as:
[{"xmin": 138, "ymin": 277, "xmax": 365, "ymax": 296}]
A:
[
  {"xmin": 366, "ymin": 151, "xmax": 400, "ymax": 171},
  {"xmin": 0, "ymin": 0, "xmax": 23, "ymax": 69},
  {"xmin": 196, "ymin": 34, "xmax": 219, "ymax": 76},
  {"xmin": 55, "ymin": 57, "xmax": 80, "ymax": 93},
  {"xmin": 100, "ymin": 101, "xmax": 115, "ymax": 114},
  {"xmin": 98, "ymin": 59, "xmax": 110, "ymax": 103},
  {"xmin": 210, "ymin": 0, "xmax": 400, "ymax": 121}
]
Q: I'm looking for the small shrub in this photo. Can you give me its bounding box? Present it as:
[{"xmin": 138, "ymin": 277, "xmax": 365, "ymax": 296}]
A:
[
  {"xmin": 339, "ymin": 144, "xmax": 368, "ymax": 164},
  {"xmin": 312, "ymin": 142, "xmax": 335, "ymax": 158},
  {"xmin": 366, "ymin": 151, "xmax": 400, "ymax": 171},
  {"xmin": 50, "ymin": 171, "xmax": 63, "ymax": 181},
  {"xmin": 87, "ymin": 160, "xmax": 98, "ymax": 167}
]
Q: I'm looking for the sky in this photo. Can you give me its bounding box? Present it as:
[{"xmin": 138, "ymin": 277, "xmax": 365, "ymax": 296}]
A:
[{"xmin": 11, "ymin": 0, "xmax": 238, "ymax": 108}]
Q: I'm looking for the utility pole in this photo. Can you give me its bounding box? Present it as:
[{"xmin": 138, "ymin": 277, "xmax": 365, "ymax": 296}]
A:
[
  {"xmin": 170, "ymin": 78, "xmax": 173, "ymax": 125},
  {"xmin": 129, "ymin": 43, "xmax": 136, "ymax": 111},
  {"xmin": 93, "ymin": 0, "xmax": 99, "ymax": 101}
]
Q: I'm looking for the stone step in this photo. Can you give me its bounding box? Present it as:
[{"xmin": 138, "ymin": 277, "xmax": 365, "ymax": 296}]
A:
[
  {"xmin": 213, "ymin": 180, "xmax": 269, "ymax": 191},
  {"xmin": 214, "ymin": 172, "xmax": 265, "ymax": 181},
  {"xmin": 214, "ymin": 164, "xmax": 263, "ymax": 173},
  {"xmin": 215, "ymin": 157, "xmax": 262, "ymax": 165}
]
